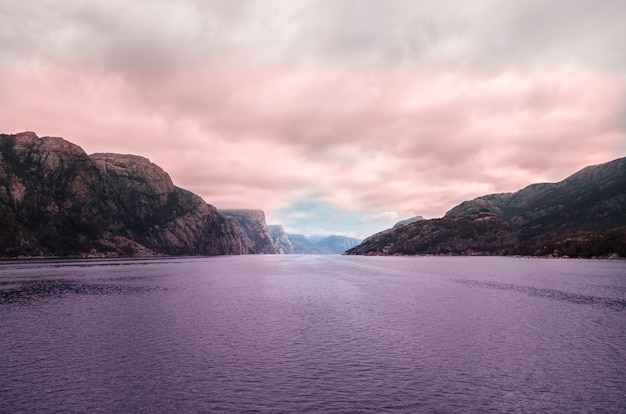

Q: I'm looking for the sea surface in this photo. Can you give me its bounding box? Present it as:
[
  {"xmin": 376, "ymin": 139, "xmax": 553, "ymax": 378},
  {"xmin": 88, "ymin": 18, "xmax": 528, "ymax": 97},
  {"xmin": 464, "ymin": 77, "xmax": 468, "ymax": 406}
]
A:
[{"xmin": 0, "ymin": 255, "xmax": 625, "ymax": 413}]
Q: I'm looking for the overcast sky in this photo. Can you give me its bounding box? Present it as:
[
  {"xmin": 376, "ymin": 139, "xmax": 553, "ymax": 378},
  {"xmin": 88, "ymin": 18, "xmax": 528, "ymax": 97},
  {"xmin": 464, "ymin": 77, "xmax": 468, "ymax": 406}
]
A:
[{"xmin": 1, "ymin": 0, "xmax": 625, "ymax": 238}]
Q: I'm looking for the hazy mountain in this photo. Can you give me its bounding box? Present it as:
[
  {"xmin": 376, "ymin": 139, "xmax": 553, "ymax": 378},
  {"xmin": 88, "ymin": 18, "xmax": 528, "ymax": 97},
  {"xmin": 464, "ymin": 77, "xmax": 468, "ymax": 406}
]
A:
[
  {"xmin": 315, "ymin": 235, "xmax": 362, "ymax": 253},
  {"xmin": 286, "ymin": 234, "xmax": 324, "ymax": 254},
  {"xmin": 393, "ymin": 216, "xmax": 425, "ymax": 228},
  {"xmin": 0, "ymin": 132, "xmax": 267, "ymax": 257},
  {"xmin": 288, "ymin": 234, "xmax": 362, "ymax": 254},
  {"xmin": 347, "ymin": 157, "xmax": 626, "ymax": 258}
]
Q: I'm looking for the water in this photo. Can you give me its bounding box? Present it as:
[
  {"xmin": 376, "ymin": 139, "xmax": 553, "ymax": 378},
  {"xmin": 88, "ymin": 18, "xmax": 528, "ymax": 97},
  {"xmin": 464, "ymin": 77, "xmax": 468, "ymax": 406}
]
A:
[{"xmin": 1, "ymin": 255, "xmax": 625, "ymax": 413}]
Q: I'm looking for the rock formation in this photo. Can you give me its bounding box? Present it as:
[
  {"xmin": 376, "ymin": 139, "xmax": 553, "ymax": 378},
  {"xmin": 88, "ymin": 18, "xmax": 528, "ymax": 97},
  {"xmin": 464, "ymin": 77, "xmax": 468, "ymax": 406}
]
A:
[
  {"xmin": 268, "ymin": 225, "xmax": 296, "ymax": 254},
  {"xmin": 0, "ymin": 132, "xmax": 251, "ymax": 257},
  {"xmin": 220, "ymin": 210, "xmax": 277, "ymax": 254}
]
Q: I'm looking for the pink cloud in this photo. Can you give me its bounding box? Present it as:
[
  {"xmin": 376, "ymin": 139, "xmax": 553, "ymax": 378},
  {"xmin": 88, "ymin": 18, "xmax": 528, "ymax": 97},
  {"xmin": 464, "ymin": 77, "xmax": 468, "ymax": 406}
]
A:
[{"xmin": 0, "ymin": 63, "xmax": 623, "ymax": 226}]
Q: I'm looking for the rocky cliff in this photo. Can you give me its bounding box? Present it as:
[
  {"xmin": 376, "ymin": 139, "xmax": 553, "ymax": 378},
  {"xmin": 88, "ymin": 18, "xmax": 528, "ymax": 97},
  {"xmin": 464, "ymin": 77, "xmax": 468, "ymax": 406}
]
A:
[
  {"xmin": 220, "ymin": 210, "xmax": 277, "ymax": 254},
  {"xmin": 268, "ymin": 225, "xmax": 296, "ymax": 254},
  {"xmin": 346, "ymin": 157, "xmax": 626, "ymax": 258},
  {"xmin": 0, "ymin": 132, "xmax": 249, "ymax": 257}
]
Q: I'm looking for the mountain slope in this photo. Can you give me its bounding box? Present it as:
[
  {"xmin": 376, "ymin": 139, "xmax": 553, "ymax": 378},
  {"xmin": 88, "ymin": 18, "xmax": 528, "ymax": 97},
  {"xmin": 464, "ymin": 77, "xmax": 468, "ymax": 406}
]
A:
[
  {"xmin": 0, "ymin": 132, "xmax": 250, "ymax": 257},
  {"xmin": 445, "ymin": 157, "xmax": 626, "ymax": 230},
  {"xmin": 346, "ymin": 211, "xmax": 519, "ymax": 256},
  {"xmin": 347, "ymin": 157, "xmax": 626, "ymax": 258}
]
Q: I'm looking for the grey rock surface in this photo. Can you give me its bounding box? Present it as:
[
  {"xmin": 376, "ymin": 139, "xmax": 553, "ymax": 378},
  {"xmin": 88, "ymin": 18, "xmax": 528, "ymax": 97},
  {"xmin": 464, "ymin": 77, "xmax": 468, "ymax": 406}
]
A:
[
  {"xmin": 220, "ymin": 210, "xmax": 277, "ymax": 254},
  {"xmin": 268, "ymin": 225, "xmax": 296, "ymax": 254}
]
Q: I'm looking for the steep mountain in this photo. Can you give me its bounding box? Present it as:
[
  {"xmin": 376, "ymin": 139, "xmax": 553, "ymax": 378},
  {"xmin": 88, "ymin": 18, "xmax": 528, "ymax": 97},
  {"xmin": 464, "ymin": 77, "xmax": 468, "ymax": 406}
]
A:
[
  {"xmin": 220, "ymin": 210, "xmax": 277, "ymax": 254},
  {"xmin": 90, "ymin": 153, "xmax": 247, "ymax": 256},
  {"xmin": 347, "ymin": 157, "xmax": 626, "ymax": 258},
  {"xmin": 393, "ymin": 215, "xmax": 425, "ymax": 228},
  {"xmin": 288, "ymin": 234, "xmax": 362, "ymax": 254},
  {"xmin": 0, "ymin": 132, "xmax": 251, "ymax": 257},
  {"xmin": 268, "ymin": 225, "xmax": 296, "ymax": 254}
]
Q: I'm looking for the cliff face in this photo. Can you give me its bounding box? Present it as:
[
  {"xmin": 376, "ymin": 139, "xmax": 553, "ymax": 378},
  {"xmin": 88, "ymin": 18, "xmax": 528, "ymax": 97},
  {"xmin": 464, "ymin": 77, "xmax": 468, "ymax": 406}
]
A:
[
  {"xmin": 0, "ymin": 132, "xmax": 246, "ymax": 257},
  {"xmin": 220, "ymin": 210, "xmax": 277, "ymax": 254},
  {"xmin": 347, "ymin": 157, "xmax": 626, "ymax": 258},
  {"xmin": 268, "ymin": 225, "xmax": 296, "ymax": 254},
  {"xmin": 90, "ymin": 153, "xmax": 247, "ymax": 256}
]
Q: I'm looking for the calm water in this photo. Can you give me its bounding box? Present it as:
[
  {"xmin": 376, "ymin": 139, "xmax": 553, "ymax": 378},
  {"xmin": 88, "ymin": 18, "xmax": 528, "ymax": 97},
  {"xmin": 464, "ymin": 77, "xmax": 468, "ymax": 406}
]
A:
[{"xmin": 1, "ymin": 255, "xmax": 625, "ymax": 413}]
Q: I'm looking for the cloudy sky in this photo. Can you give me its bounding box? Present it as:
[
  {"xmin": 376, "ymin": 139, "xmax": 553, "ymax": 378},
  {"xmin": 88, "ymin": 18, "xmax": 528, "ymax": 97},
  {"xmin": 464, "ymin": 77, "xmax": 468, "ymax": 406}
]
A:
[{"xmin": 1, "ymin": 0, "xmax": 625, "ymax": 238}]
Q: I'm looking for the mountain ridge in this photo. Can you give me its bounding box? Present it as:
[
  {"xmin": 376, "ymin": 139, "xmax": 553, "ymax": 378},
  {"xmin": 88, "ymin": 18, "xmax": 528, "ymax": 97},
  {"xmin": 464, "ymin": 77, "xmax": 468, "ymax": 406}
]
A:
[
  {"xmin": 346, "ymin": 157, "xmax": 626, "ymax": 258},
  {"xmin": 0, "ymin": 132, "xmax": 269, "ymax": 257}
]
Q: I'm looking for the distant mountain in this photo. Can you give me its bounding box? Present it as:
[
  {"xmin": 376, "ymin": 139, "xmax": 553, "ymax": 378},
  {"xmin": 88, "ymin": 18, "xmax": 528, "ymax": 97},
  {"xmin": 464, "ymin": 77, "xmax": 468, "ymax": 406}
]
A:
[
  {"xmin": 393, "ymin": 216, "xmax": 425, "ymax": 228},
  {"xmin": 315, "ymin": 235, "xmax": 362, "ymax": 253},
  {"xmin": 0, "ymin": 132, "xmax": 271, "ymax": 257},
  {"xmin": 287, "ymin": 234, "xmax": 324, "ymax": 254},
  {"xmin": 347, "ymin": 157, "xmax": 626, "ymax": 258},
  {"xmin": 287, "ymin": 234, "xmax": 362, "ymax": 254}
]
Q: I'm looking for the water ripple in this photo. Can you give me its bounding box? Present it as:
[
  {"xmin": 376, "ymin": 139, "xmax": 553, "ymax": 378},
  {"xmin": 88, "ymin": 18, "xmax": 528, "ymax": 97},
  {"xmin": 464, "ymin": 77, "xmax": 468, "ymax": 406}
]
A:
[
  {"xmin": 0, "ymin": 279, "xmax": 165, "ymax": 304},
  {"xmin": 455, "ymin": 279, "xmax": 626, "ymax": 311}
]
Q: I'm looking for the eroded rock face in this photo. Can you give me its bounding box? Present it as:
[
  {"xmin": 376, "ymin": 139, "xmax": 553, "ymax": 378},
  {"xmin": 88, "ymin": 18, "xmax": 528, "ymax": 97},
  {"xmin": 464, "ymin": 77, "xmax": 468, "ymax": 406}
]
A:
[
  {"xmin": 268, "ymin": 225, "xmax": 296, "ymax": 254},
  {"xmin": 0, "ymin": 132, "xmax": 247, "ymax": 257},
  {"xmin": 220, "ymin": 210, "xmax": 277, "ymax": 254}
]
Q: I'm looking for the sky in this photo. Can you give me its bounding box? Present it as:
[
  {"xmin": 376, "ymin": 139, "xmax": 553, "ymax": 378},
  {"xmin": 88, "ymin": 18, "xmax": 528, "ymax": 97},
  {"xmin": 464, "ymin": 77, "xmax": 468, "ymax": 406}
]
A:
[{"xmin": 1, "ymin": 0, "xmax": 625, "ymax": 239}]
